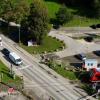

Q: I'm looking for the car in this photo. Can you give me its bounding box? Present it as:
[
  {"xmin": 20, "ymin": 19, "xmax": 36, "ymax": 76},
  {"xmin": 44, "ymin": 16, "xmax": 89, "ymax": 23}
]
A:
[
  {"xmin": 96, "ymin": 24, "xmax": 100, "ymax": 28},
  {"xmin": 93, "ymin": 50, "xmax": 100, "ymax": 56},
  {"xmin": 1, "ymin": 48, "xmax": 10, "ymax": 56},
  {"xmin": 75, "ymin": 53, "xmax": 86, "ymax": 61},
  {"xmin": 9, "ymin": 52, "xmax": 22, "ymax": 65},
  {"xmin": 90, "ymin": 25, "xmax": 96, "ymax": 29},
  {"xmin": 84, "ymin": 36, "xmax": 93, "ymax": 42}
]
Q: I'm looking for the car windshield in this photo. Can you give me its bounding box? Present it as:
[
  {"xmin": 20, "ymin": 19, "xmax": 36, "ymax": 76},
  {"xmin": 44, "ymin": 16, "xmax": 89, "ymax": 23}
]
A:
[
  {"xmin": 81, "ymin": 54, "xmax": 86, "ymax": 58},
  {"xmin": 16, "ymin": 59, "xmax": 22, "ymax": 62}
]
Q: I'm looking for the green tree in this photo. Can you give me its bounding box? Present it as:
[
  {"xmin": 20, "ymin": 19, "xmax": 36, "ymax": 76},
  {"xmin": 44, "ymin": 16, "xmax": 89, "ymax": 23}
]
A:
[
  {"xmin": 92, "ymin": 0, "xmax": 100, "ymax": 18},
  {"xmin": 0, "ymin": 0, "xmax": 29, "ymax": 23},
  {"xmin": 56, "ymin": 5, "xmax": 73, "ymax": 25},
  {"xmin": 23, "ymin": 0, "xmax": 49, "ymax": 45}
]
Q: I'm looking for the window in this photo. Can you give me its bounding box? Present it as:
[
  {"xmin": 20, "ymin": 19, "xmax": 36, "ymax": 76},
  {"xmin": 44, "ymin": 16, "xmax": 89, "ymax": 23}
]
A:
[
  {"xmin": 91, "ymin": 63, "xmax": 93, "ymax": 66},
  {"xmin": 88, "ymin": 63, "xmax": 90, "ymax": 66}
]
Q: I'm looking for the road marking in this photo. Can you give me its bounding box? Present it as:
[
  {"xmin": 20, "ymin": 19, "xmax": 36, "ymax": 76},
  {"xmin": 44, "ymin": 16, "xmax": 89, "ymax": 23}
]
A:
[{"xmin": 15, "ymin": 65, "xmax": 32, "ymax": 70}]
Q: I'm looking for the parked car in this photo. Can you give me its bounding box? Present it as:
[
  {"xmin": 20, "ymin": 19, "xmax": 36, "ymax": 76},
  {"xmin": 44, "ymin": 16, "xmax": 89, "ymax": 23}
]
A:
[
  {"xmin": 93, "ymin": 50, "xmax": 100, "ymax": 56},
  {"xmin": 90, "ymin": 25, "xmax": 96, "ymax": 29},
  {"xmin": 96, "ymin": 24, "xmax": 100, "ymax": 28},
  {"xmin": 75, "ymin": 53, "xmax": 86, "ymax": 61},
  {"xmin": 1, "ymin": 48, "xmax": 10, "ymax": 56},
  {"xmin": 84, "ymin": 36, "xmax": 93, "ymax": 42}
]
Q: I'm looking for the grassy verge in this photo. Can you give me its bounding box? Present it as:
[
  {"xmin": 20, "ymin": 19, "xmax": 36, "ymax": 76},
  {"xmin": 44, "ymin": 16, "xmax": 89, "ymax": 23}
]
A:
[
  {"xmin": 0, "ymin": 60, "xmax": 22, "ymax": 90},
  {"xmin": 64, "ymin": 16, "xmax": 100, "ymax": 27},
  {"xmin": 21, "ymin": 36, "xmax": 65, "ymax": 54},
  {"xmin": 52, "ymin": 66, "xmax": 77, "ymax": 80}
]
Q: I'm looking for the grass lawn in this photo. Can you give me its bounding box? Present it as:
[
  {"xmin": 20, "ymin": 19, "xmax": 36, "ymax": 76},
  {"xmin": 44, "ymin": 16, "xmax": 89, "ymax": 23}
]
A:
[
  {"xmin": 44, "ymin": 0, "xmax": 100, "ymax": 26},
  {"xmin": 44, "ymin": 1, "xmax": 61, "ymax": 18},
  {"xmin": 0, "ymin": 61, "xmax": 21, "ymax": 88},
  {"xmin": 51, "ymin": 65, "xmax": 77, "ymax": 80},
  {"xmin": 64, "ymin": 16, "xmax": 100, "ymax": 27},
  {"xmin": 21, "ymin": 36, "xmax": 64, "ymax": 54}
]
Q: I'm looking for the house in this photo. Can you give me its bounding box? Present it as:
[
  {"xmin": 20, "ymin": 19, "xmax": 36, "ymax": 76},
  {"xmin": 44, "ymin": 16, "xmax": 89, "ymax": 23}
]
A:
[{"xmin": 83, "ymin": 59, "xmax": 98, "ymax": 71}]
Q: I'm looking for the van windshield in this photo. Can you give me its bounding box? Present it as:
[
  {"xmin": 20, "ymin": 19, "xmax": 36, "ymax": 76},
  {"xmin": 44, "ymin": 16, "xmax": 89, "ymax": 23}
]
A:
[{"xmin": 16, "ymin": 59, "xmax": 22, "ymax": 62}]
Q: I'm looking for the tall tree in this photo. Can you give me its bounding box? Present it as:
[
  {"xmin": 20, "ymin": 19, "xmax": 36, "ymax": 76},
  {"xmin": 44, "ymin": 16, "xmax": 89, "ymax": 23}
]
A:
[
  {"xmin": 0, "ymin": 0, "xmax": 29, "ymax": 23},
  {"xmin": 56, "ymin": 5, "xmax": 73, "ymax": 25},
  {"xmin": 91, "ymin": 0, "xmax": 100, "ymax": 18},
  {"xmin": 23, "ymin": 0, "xmax": 49, "ymax": 45}
]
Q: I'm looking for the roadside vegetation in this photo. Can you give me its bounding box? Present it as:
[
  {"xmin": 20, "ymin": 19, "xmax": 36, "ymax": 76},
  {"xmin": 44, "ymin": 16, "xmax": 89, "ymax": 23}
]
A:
[
  {"xmin": 0, "ymin": 60, "xmax": 22, "ymax": 90},
  {"xmin": 21, "ymin": 36, "xmax": 65, "ymax": 54}
]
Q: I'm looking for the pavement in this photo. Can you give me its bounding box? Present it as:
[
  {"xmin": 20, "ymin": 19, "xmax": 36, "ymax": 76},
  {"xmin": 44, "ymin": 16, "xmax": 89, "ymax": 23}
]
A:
[
  {"xmin": 58, "ymin": 27, "xmax": 100, "ymax": 34},
  {"xmin": 49, "ymin": 30, "xmax": 100, "ymax": 58},
  {"xmin": 0, "ymin": 34, "xmax": 94, "ymax": 100},
  {"xmin": 0, "ymin": 91, "xmax": 27, "ymax": 100}
]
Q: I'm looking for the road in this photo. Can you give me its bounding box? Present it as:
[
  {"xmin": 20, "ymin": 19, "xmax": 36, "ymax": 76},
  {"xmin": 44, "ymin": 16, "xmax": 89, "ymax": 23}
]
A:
[
  {"xmin": 49, "ymin": 30, "xmax": 100, "ymax": 58},
  {"xmin": 0, "ymin": 34, "xmax": 90, "ymax": 100}
]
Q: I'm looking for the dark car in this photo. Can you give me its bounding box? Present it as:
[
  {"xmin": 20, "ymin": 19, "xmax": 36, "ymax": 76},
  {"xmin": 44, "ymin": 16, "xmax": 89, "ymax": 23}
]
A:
[
  {"xmin": 96, "ymin": 24, "xmax": 100, "ymax": 28},
  {"xmin": 1, "ymin": 48, "xmax": 10, "ymax": 56},
  {"xmin": 84, "ymin": 36, "xmax": 93, "ymax": 42},
  {"xmin": 90, "ymin": 25, "xmax": 96, "ymax": 29},
  {"xmin": 93, "ymin": 50, "xmax": 100, "ymax": 56},
  {"xmin": 75, "ymin": 53, "xmax": 86, "ymax": 61}
]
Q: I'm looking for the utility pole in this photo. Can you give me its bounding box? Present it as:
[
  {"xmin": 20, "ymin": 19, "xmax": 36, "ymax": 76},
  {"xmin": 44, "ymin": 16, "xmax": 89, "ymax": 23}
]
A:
[
  {"xmin": 10, "ymin": 63, "xmax": 15, "ymax": 79},
  {"xmin": 20, "ymin": 76, "xmax": 24, "ymax": 90},
  {"xmin": 0, "ymin": 72, "xmax": 3, "ymax": 82}
]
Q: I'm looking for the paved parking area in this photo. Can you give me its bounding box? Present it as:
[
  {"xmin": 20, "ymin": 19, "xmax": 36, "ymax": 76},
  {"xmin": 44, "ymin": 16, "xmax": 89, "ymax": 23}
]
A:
[
  {"xmin": 49, "ymin": 30, "xmax": 100, "ymax": 58},
  {"xmin": 62, "ymin": 52, "xmax": 100, "ymax": 65}
]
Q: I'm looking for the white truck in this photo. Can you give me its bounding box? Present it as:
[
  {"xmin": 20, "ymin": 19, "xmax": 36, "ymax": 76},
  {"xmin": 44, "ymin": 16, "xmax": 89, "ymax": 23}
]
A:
[{"xmin": 9, "ymin": 52, "xmax": 22, "ymax": 65}]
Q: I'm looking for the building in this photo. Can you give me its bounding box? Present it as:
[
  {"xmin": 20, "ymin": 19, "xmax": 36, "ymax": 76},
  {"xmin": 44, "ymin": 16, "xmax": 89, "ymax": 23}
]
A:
[{"xmin": 83, "ymin": 59, "xmax": 98, "ymax": 71}]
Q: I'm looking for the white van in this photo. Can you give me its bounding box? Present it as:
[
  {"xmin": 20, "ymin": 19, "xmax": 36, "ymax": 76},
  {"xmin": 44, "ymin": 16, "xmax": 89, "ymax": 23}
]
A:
[{"xmin": 9, "ymin": 52, "xmax": 22, "ymax": 65}]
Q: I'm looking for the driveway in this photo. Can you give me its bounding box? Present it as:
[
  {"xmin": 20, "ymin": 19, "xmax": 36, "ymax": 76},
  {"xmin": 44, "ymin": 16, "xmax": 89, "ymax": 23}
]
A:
[{"xmin": 49, "ymin": 30, "xmax": 100, "ymax": 58}]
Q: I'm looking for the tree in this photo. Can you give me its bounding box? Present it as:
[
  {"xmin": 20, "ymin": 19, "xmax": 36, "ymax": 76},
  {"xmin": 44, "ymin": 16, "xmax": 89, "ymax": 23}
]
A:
[
  {"xmin": 0, "ymin": 0, "xmax": 29, "ymax": 23},
  {"xmin": 56, "ymin": 5, "xmax": 73, "ymax": 25},
  {"xmin": 91, "ymin": 0, "xmax": 100, "ymax": 18},
  {"xmin": 22, "ymin": 0, "xmax": 49, "ymax": 45}
]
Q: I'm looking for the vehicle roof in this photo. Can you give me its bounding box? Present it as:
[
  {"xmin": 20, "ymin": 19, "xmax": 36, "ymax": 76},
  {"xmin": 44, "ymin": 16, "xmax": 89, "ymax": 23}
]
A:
[
  {"xmin": 9, "ymin": 52, "xmax": 20, "ymax": 59},
  {"xmin": 85, "ymin": 59, "xmax": 97, "ymax": 63},
  {"xmin": 80, "ymin": 53, "xmax": 86, "ymax": 56}
]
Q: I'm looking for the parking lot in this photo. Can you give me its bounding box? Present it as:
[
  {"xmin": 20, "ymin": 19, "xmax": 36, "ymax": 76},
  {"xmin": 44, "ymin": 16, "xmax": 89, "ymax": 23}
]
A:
[{"xmin": 62, "ymin": 51, "xmax": 100, "ymax": 66}]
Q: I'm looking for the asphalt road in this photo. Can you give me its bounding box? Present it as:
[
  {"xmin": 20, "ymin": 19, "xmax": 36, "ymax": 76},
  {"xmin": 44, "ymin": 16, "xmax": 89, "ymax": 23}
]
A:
[{"xmin": 0, "ymin": 34, "xmax": 88, "ymax": 100}]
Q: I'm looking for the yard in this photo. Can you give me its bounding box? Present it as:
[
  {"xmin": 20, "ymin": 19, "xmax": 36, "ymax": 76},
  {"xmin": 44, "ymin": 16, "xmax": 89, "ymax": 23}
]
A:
[{"xmin": 21, "ymin": 36, "xmax": 65, "ymax": 54}]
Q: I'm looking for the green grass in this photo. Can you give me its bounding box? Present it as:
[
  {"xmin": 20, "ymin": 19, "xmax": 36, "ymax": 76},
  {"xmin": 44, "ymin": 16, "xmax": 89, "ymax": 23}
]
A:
[
  {"xmin": 64, "ymin": 16, "xmax": 100, "ymax": 27},
  {"xmin": 44, "ymin": 1, "xmax": 61, "ymax": 18},
  {"xmin": 0, "ymin": 61, "xmax": 21, "ymax": 87},
  {"xmin": 51, "ymin": 65, "xmax": 77, "ymax": 80},
  {"xmin": 21, "ymin": 36, "xmax": 64, "ymax": 54},
  {"xmin": 44, "ymin": 1, "xmax": 100, "ymax": 26}
]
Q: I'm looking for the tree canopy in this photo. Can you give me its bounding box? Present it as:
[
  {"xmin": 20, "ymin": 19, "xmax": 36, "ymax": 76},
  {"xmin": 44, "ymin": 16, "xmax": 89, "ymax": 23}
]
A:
[
  {"xmin": 56, "ymin": 5, "xmax": 73, "ymax": 25},
  {"xmin": 22, "ymin": 0, "xmax": 49, "ymax": 45},
  {"xmin": 0, "ymin": 0, "xmax": 29, "ymax": 23}
]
